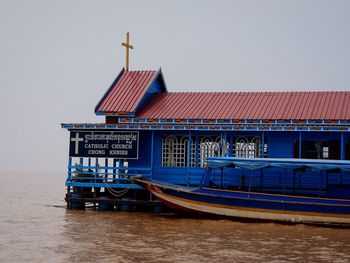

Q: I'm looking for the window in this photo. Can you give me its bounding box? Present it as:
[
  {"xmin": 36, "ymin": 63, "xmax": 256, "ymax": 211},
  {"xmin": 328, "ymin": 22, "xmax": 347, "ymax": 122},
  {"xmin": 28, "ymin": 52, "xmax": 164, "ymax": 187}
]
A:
[
  {"xmin": 199, "ymin": 136, "xmax": 229, "ymax": 167},
  {"xmin": 322, "ymin": 146, "xmax": 329, "ymax": 159},
  {"xmin": 162, "ymin": 135, "xmax": 195, "ymax": 167},
  {"xmin": 234, "ymin": 136, "xmax": 265, "ymax": 158},
  {"xmin": 161, "ymin": 134, "xmax": 267, "ymax": 168},
  {"xmin": 295, "ymin": 140, "xmax": 340, "ymax": 159}
]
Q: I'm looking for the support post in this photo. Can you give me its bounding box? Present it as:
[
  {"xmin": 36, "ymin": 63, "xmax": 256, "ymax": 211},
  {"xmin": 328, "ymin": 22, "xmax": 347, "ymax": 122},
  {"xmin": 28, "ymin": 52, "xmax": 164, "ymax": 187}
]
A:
[
  {"xmin": 230, "ymin": 133, "xmax": 233, "ymax": 156},
  {"xmin": 68, "ymin": 157, "xmax": 72, "ymax": 182},
  {"xmin": 118, "ymin": 160, "xmax": 122, "ymax": 176},
  {"xmin": 261, "ymin": 131, "xmax": 265, "ymax": 158},
  {"xmin": 223, "ymin": 131, "xmax": 227, "ymax": 156},
  {"xmin": 195, "ymin": 134, "xmax": 199, "ymax": 167},
  {"xmin": 151, "ymin": 130, "xmax": 154, "ymax": 179},
  {"xmin": 341, "ymin": 132, "xmax": 345, "ymax": 160},
  {"xmin": 248, "ymin": 169, "xmax": 253, "ymax": 197},
  {"xmin": 319, "ymin": 171, "xmax": 323, "ymax": 197},
  {"xmin": 105, "ymin": 158, "xmax": 108, "ymax": 181},
  {"xmin": 299, "ymin": 132, "xmax": 302, "ymax": 158},
  {"xmin": 113, "ymin": 159, "xmax": 117, "ymax": 181},
  {"xmin": 95, "ymin": 158, "xmax": 99, "ymax": 182},
  {"xmin": 88, "ymin": 158, "xmax": 91, "ymax": 182},
  {"xmin": 187, "ymin": 131, "xmax": 192, "ymax": 186}
]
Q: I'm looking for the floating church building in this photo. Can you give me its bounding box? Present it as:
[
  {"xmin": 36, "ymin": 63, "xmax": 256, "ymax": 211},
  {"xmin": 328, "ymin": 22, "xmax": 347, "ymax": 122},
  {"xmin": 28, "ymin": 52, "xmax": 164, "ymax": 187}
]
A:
[{"xmin": 62, "ymin": 34, "xmax": 350, "ymax": 211}]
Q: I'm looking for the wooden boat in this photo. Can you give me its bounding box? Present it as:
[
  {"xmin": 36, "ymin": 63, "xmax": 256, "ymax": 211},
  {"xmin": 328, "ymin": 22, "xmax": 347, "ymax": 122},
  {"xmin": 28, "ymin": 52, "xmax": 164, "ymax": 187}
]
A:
[{"xmin": 132, "ymin": 157, "xmax": 350, "ymax": 226}]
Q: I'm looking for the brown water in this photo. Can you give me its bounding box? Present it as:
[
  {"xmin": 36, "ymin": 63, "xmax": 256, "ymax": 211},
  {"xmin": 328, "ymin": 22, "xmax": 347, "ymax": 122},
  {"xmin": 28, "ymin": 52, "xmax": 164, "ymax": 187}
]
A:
[{"xmin": 1, "ymin": 172, "xmax": 350, "ymax": 263}]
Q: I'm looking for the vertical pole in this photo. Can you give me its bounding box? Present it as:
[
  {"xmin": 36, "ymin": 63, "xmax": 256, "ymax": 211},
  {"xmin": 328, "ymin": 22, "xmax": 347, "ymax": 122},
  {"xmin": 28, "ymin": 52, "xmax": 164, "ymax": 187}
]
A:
[
  {"xmin": 283, "ymin": 170, "xmax": 286, "ymax": 194},
  {"xmin": 341, "ymin": 132, "xmax": 345, "ymax": 160},
  {"xmin": 95, "ymin": 158, "xmax": 99, "ymax": 183},
  {"xmin": 79, "ymin": 157, "xmax": 83, "ymax": 183},
  {"xmin": 261, "ymin": 131, "xmax": 265, "ymax": 158},
  {"xmin": 105, "ymin": 158, "xmax": 108, "ymax": 181},
  {"xmin": 248, "ymin": 169, "xmax": 253, "ymax": 197},
  {"xmin": 223, "ymin": 131, "xmax": 227, "ymax": 156},
  {"xmin": 299, "ymin": 132, "xmax": 302, "ymax": 158},
  {"xmin": 230, "ymin": 133, "xmax": 233, "ymax": 156},
  {"xmin": 319, "ymin": 171, "xmax": 322, "ymax": 197},
  {"xmin": 118, "ymin": 160, "xmax": 122, "ymax": 182},
  {"xmin": 149, "ymin": 130, "xmax": 155, "ymax": 202},
  {"xmin": 88, "ymin": 158, "xmax": 92, "ymax": 182},
  {"xmin": 113, "ymin": 159, "xmax": 116, "ymax": 182},
  {"xmin": 151, "ymin": 130, "xmax": 154, "ymax": 179},
  {"xmin": 68, "ymin": 157, "xmax": 72, "ymax": 182},
  {"xmin": 195, "ymin": 134, "xmax": 199, "ymax": 167},
  {"xmin": 187, "ymin": 131, "xmax": 192, "ymax": 186}
]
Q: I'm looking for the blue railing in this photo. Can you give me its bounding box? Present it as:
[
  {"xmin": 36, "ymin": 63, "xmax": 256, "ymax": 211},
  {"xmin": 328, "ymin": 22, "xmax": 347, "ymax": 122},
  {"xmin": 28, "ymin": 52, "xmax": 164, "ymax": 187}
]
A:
[{"xmin": 66, "ymin": 164, "xmax": 152, "ymax": 189}]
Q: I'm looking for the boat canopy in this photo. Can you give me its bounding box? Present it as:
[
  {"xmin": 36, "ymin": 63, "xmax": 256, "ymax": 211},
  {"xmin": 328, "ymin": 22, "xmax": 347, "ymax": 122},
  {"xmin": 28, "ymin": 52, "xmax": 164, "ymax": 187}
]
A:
[{"xmin": 207, "ymin": 157, "xmax": 350, "ymax": 172}]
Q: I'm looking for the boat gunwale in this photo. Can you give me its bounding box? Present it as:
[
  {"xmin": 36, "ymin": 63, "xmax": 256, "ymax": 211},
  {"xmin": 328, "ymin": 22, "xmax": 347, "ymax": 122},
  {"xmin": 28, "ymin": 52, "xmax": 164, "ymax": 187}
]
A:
[{"xmin": 132, "ymin": 178, "xmax": 350, "ymax": 208}]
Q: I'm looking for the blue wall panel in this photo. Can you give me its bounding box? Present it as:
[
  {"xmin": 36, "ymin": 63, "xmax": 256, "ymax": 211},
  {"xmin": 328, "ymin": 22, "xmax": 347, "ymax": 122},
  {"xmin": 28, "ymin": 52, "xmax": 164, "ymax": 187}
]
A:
[
  {"xmin": 266, "ymin": 132, "xmax": 296, "ymax": 158},
  {"xmin": 128, "ymin": 130, "xmax": 152, "ymax": 168}
]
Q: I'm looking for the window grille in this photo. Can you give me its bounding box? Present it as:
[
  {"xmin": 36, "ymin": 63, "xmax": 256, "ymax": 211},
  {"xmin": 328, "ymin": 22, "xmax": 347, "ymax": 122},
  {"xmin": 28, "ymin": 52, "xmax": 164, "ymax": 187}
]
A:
[
  {"xmin": 162, "ymin": 135, "xmax": 195, "ymax": 167},
  {"xmin": 234, "ymin": 136, "xmax": 264, "ymax": 158},
  {"xmin": 162, "ymin": 134, "xmax": 267, "ymax": 168},
  {"xmin": 198, "ymin": 136, "xmax": 229, "ymax": 167}
]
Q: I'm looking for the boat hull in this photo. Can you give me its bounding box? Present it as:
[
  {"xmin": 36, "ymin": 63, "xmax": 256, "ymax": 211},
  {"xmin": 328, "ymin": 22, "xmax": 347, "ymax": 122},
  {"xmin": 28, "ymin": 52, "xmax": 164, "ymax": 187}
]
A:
[{"xmin": 132, "ymin": 177, "xmax": 350, "ymax": 226}]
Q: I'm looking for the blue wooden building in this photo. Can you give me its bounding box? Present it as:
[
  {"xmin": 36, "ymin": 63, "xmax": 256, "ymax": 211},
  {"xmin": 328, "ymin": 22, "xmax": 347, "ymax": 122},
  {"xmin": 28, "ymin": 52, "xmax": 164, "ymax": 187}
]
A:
[{"xmin": 62, "ymin": 67, "xmax": 350, "ymax": 209}]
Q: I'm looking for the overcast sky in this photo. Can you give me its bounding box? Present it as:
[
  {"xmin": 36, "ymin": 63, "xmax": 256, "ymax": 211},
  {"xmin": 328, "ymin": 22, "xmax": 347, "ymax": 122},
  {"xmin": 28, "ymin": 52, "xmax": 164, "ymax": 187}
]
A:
[{"xmin": 1, "ymin": 0, "xmax": 350, "ymax": 173}]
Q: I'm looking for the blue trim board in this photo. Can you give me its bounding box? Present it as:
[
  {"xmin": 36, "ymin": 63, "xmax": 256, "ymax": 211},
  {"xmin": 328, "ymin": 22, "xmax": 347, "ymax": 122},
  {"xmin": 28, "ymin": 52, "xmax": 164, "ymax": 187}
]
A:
[
  {"xmin": 134, "ymin": 69, "xmax": 167, "ymax": 114},
  {"xmin": 61, "ymin": 123, "xmax": 350, "ymax": 132},
  {"xmin": 118, "ymin": 118, "xmax": 350, "ymax": 126}
]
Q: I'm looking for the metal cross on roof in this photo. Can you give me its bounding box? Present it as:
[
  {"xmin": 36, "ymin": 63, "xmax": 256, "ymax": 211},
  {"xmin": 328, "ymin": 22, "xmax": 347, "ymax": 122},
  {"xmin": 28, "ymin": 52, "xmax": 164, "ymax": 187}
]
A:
[{"xmin": 121, "ymin": 32, "xmax": 134, "ymax": 71}]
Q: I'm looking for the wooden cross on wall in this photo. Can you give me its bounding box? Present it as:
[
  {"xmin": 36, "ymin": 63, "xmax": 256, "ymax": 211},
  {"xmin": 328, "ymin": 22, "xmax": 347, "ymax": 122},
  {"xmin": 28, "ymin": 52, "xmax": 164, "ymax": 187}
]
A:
[{"xmin": 122, "ymin": 32, "xmax": 134, "ymax": 71}]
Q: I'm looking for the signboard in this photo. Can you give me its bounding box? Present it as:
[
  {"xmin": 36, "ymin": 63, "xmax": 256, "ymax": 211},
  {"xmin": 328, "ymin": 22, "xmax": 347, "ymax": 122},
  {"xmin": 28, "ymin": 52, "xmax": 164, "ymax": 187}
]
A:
[{"xmin": 69, "ymin": 131, "xmax": 139, "ymax": 159}]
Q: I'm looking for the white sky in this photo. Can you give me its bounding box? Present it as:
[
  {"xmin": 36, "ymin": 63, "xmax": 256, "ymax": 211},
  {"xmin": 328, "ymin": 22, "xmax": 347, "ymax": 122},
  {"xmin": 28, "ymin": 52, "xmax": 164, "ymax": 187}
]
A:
[{"xmin": 0, "ymin": 0, "xmax": 350, "ymax": 172}]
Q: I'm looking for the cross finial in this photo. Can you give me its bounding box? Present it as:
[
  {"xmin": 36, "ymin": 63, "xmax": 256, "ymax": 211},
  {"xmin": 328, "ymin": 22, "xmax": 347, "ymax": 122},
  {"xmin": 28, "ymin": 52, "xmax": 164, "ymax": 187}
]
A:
[{"xmin": 121, "ymin": 32, "xmax": 134, "ymax": 71}]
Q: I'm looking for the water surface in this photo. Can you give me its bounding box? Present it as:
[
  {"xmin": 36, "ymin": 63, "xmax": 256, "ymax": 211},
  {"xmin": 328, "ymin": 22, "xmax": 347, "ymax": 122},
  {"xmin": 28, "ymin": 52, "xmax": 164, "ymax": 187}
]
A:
[{"xmin": 0, "ymin": 172, "xmax": 349, "ymax": 262}]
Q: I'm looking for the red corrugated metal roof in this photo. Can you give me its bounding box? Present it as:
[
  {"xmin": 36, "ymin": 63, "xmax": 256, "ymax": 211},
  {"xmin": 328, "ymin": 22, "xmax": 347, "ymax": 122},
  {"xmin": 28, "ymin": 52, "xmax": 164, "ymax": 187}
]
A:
[
  {"xmin": 137, "ymin": 91, "xmax": 350, "ymax": 120},
  {"xmin": 96, "ymin": 70, "xmax": 158, "ymax": 114}
]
